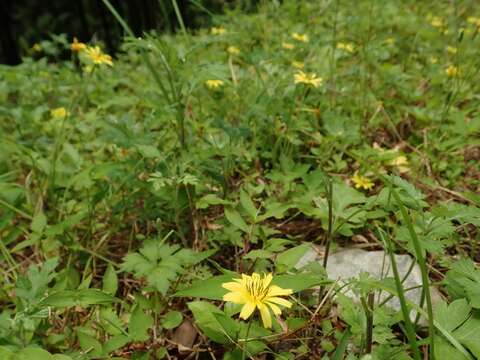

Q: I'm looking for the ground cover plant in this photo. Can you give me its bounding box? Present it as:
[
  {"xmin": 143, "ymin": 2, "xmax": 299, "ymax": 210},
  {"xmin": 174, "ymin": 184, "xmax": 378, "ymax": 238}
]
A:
[{"xmin": 1, "ymin": 0, "xmax": 480, "ymax": 359}]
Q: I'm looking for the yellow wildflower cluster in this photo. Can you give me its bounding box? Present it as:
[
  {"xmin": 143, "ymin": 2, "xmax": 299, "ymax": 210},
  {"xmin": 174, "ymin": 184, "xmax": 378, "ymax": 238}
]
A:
[
  {"xmin": 385, "ymin": 37, "xmax": 396, "ymax": 45},
  {"xmin": 31, "ymin": 43, "xmax": 42, "ymax": 52},
  {"xmin": 84, "ymin": 46, "xmax": 113, "ymax": 66},
  {"xmin": 351, "ymin": 173, "xmax": 375, "ymax": 191},
  {"xmin": 222, "ymin": 273, "xmax": 293, "ymax": 328},
  {"xmin": 282, "ymin": 42, "xmax": 295, "ymax": 50},
  {"xmin": 205, "ymin": 79, "xmax": 224, "ymax": 90},
  {"xmin": 430, "ymin": 16, "xmax": 444, "ymax": 28},
  {"xmin": 337, "ymin": 42, "xmax": 354, "ymax": 53},
  {"xmin": 227, "ymin": 46, "xmax": 240, "ymax": 55},
  {"xmin": 467, "ymin": 16, "xmax": 480, "ymax": 27},
  {"xmin": 71, "ymin": 37, "xmax": 86, "ymax": 52},
  {"xmin": 373, "ymin": 143, "xmax": 410, "ymax": 173},
  {"xmin": 294, "ymin": 71, "xmax": 322, "ymax": 87},
  {"xmin": 291, "ymin": 32, "xmax": 309, "ymax": 43},
  {"xmin": 292, "ymin": 61, "xmax": 304, "ymax": 69},
  {"xmin": 446, "ymin": 46, "xmax": 457, "ymax": 54},
  {"xmin": 445, "ymin": 65, "xmax": 459, "ymax": 77},
  {"xmin": 50, "ymin": 107, "xmax": 68, "ymax": 119},
  {"xmin": 211, "ymin": 27, "xmax": 227, "ymax": 35}
]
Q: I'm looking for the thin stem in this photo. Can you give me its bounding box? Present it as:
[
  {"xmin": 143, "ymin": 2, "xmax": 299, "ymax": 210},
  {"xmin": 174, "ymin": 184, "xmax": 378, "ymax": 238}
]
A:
[
  {"xmin": 322, "ymin": 177, "xmax": 334, "ymax": 269},
  {"xmin": 364, "ymin": 292, "xmax": 374, "ymax": 354},
  {"xmin": 242, "ymin": 318, "xmax": 253, "ymax": 360}
]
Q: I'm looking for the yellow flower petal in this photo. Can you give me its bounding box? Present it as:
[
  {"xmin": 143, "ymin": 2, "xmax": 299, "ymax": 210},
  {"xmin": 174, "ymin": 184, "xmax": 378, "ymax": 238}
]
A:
[
  {"xmin": 266, "ymin": 302, "xmax": 282, "ymax": 315},
  {"xmin": 258, "ymin": 303, "xmax": 272, "ymax": 328},
  {"xmin": 222, "ymin": 282, "xmax": 243, "ymax": 292},
  {"xmin": 262, "ymin": 273, "xmax": 273, "ymax": 288},
  {"xmin": 267, "ymin": 285, "xmax": 293, "ymax": 297},
  {"xmin": 223, "ymin": 291, "xmax": 247, "ymax": 303},
  {"xmin": 239, "ymin": 302, "xmax": 256, "ymax": 320},
  {"xmin": 266, "ymin": 296, "xmax": 292, "ymax": 308}
]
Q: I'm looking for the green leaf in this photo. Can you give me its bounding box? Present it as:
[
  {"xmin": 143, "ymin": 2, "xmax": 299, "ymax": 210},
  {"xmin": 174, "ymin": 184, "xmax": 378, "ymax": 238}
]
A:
[
  {"xmin": 240, "ymin": 190, "xmax": 258, "ymax": 221},
  {"xmin": 435, "ymin": 299, "xmax": 471, "ymax": 332},
  {"xmin": 272, "ymin": 273, "xmax": 328, "ymax": 292},
  {"xmin": 276, "ymin": 243, "xmax": 312, "ymax": 272},
  {"xmin": 77, "ymin": 330, "xmax": 103, "ymax": 357},
  {"xmin": 103, "ymin": 335, "xmax": 130, "ymax": 354},
  {"xmin": 188, "ymin": 301, "xmax": 229, "ymax": 344},
  {"xmin": 174, "ymin": 274, "xmax": 233, "ymax": 300},
  {"xmin": 31, "ymin": 211, "xmax": 47, "ymax": 233},
  {"xmin": 16, "ymin": 348, "xmax": 53, "ymax": 360},
  {"xmin": 161, "ymin": 310, "xmax": 183, "ymax": 329},
  {"xmin": 453, "ymin": 316, "xmax": 480, "ymax": 357},
  {"xmin": 102, "ymin": 264, "xmax": 118, "ymax": 295},
  {"xmin": 137, "ymin": 144, "xmax": 161, "ymax": 158},
  {"xmin": 121, "ymin": 240, "xmax": 214, "ymax": 295},
  {"xmin": 129, "ymin": 306, "xmax": 154, "ymax": 342},
  {"xmin": 39, "ymin": 289, "xmax": 118, "ymax": 307},
  {"xmin": 196, "ymin": 194, "xmax": 231, "ymax": 209},
  {"xmin": 224, "ymin": 208, "xmax": 249, "ymax": 232}
]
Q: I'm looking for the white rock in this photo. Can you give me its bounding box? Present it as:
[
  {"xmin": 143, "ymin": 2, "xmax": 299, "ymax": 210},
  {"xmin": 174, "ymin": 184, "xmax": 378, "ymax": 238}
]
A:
[{"xmin": 296, "ymin": 246, "xmax": 442, "ymax": 321}]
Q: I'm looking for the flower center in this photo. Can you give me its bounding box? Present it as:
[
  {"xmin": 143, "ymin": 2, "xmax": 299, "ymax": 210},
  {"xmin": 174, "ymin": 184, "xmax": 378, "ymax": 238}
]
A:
[{"xmin": 245, "ymin": 276, "xmax": 269, "ymax": 301}]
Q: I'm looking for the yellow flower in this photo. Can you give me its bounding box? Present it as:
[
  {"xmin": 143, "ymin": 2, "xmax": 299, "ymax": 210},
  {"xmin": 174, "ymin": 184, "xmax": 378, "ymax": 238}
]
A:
[
  {"xmin": 227, "ymin": 46, "xmax": 240, "ymax": 55},
  {"xmin": 205, "ymin": 79, "xmax": 224, "ymax": 90},
  {"xmin": 84, "ymin": 46, "xmax": 113, "ymax": 66},
  {"xmin": 71, "ymin": 37, "xmax": 86, "ymax": 52},
  {"xmin": 31, "ymin": 43, "xmax": 42, "ymax": 52},
  {"xmin": 292, "ymin": 61, "xmax": 304, "ymax": 69},
  {"xmin": 430, "ymin": 56, "xmax": 438, "ymax": 64},
  {"xmin": 467, "ymin": 16, "xmax": 480, "ymax": 27},
  {"xmin": 222, "ymin": 273, "xmax": 293, "ymax": 328},
  {"xmin": 282, "ymin": 42, "xmax": 295, "ymax": 50},
  {"xmin": 211, "ymin": 27, "xmax": 227, "ymax": 35},
  {"xmin": 445, "ymin": 65, "xmax": 459, "ymax": 77},
  {"xmin": 351, "ymin": 173, "xmax": 375, "ymax": 190},
  {"xmin": 385, "ymin": 37, "xmax": 396, "ymax": 45},
  {"xmin": 50, "ymin": 107, "xmax": 68, "ymax": 119},
  {"xmin": 430, "ymin": 16, "xmax": 443, "ymax": 28},
  {"xmin": 337, "ymin": 42, "xmax": 355, "ymax": 53},
  {"xmin": 291, "ymin": 32, "xmax": 309, "ymax": 43},
  {"xmin": 390, "ymin": 155, "xmax": 409, "ymax": 173},
  {"xmin": 446, "ymin": 46, "xmax": 457, "ymax": 54},
  {"xmin": 294, "ymin": 71, "xmax": 323, "ymax": 87}
]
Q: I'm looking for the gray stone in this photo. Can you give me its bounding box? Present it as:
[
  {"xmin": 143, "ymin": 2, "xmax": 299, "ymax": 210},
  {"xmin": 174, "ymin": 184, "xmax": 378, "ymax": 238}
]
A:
[{"xmin": 296, "ymin": 246, "xmax": 442, "ymax": 321}]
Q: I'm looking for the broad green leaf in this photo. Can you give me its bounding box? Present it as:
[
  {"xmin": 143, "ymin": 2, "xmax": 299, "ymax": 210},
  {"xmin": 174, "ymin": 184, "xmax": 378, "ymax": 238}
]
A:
[
  {"xmin": 196, "ymin": 194, "xmax": 231, "ymax": 209},
  {"xmin": 174, "ymin": 274, "xmax": 233, "ymax": 300},
  {"xmin": 224, "ymin": 208, "xmax": 249, "ymax": 232},
  {"xmin": 276, "ymin": 243, "xmax": 312, "ymax": 272},
  {"xmin": 188, "ymin": 301, "xmax": 229, "ymax": 344},
  {"xmin": 103, "ymin": 335, "xmax": 130, "ymax": 354},
  {"xmin": 453, "ymin": 316, "xmax": 480, "ymax": 357},
  {"xmin": 129, "ymin": 306, "xmax": 153, "ymax": 342},
  {"xmin": 16, "ymin": 348, "xmax": 52, "ymax": 360},
  {"xmin": 102, "ymin": 264, "xmax": 118, "ymax": 295},
  {"xmin": 435, "ymin": 299, "xmax": 471, "ymax": 332},
  {"xmin": 161, "ymin": 310, "xmax": 183, "ymax": 329},
  {"xmin": 240, "ymin": 190, "xmax": 258, "ymax": 221},
  {"xmin": 39, "ymin": 289, "xmax": 118, "ymax": 307},
  {"xmin": 31, "ymin": 211, "xmax": 47, "ymax": 233},
  {"xmin": 77, "ymin": 330, "xmax": 103, "ymax": 357},
  {"xmin": 137, "ymin": 144, "xmax": 161, "ymax": 158}
]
